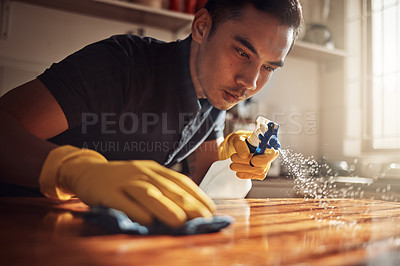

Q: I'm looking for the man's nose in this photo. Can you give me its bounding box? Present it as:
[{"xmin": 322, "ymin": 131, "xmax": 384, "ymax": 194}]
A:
[{"xmin": 235, "ymin": 67, "xmax": 259, "ymax": 91}]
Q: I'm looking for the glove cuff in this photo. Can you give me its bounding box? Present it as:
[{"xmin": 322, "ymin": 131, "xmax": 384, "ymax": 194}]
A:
[
  {"xmin": 39, "ymin": 145, "xmax": 107, "ymax": 200},
  {"xmin": 217, "ymin": 132, "xmax": 235, "ymax": 160}
]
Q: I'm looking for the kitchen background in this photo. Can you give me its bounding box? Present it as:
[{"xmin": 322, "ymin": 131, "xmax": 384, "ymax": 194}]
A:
[{"xmin": 0, "ymin": 0, "xmax": 399, "ymax": 198}]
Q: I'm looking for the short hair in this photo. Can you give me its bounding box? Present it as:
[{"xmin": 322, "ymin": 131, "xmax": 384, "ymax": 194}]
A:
[{"xmin": 204, "ymin": 0, "xmax": 303, "ymax": 40}]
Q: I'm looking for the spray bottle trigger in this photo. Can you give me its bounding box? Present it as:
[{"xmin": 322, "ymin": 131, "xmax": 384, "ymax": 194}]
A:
[
  {"xmin": 268, "ymin": 135, "xmax": 281, "ymax": 150},
  {"xmin": 245, "ymin": 138, "xmax": 257, "ymax": 154}
]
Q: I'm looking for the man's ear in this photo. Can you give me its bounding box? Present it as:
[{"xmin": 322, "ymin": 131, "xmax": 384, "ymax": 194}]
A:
[{"xmin": 191, "ymin": 8, "xmax": 212, "ymax": 43}]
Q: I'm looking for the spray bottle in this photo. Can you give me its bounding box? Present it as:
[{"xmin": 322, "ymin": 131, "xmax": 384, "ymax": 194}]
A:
[{"xmin": 199, "ymin": 116, "xmax": 280, "ymax": 199}]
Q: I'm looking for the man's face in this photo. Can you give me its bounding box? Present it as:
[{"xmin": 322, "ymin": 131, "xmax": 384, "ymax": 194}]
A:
[{"xmin": 193, "ymin": 5, "xmax": 294, "ymax": 111}]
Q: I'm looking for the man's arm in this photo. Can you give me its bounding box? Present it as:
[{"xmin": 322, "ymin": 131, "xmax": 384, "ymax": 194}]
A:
[
  {"xmin": 0, "ymin": 79, "xmax": 216, "ymax": 226},
  {"xmin": 0, "ymin": 79, "xmax": 68, "ymax": 187},
  {"xmin": 186, "ymin": 138, "xmax": 223, "ymax": 185}
]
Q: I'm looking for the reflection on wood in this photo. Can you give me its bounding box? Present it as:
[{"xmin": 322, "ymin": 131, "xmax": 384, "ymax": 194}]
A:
[{"xmin": 1, "ymin": 197, "xmax": 400, "ymax": 265}]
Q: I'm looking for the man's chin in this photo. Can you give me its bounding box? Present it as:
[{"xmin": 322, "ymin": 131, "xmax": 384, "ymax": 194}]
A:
[{"xmin": 209, "ymin": 100, "xmax": 237, "ymax": 111}]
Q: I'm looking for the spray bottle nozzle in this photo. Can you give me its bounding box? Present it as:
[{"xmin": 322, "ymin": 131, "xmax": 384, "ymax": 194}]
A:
[
  {"xmin": 255, "ymin": 121, "xmax": 280, "ymax": 155},
  {"xmin": 246, "ymin": 117, "xmax": 280, "ymax": 155}
]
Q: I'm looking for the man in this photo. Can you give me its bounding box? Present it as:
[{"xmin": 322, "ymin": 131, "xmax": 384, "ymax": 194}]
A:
[{"xmin": 0, "ymin": 0, "xmax": 302, "ymax": 227}]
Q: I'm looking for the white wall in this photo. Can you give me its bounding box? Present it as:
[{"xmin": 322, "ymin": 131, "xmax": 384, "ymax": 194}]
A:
[{"xmin": 254, "ymin": 56, "xmax": 320, "ymax": 158}]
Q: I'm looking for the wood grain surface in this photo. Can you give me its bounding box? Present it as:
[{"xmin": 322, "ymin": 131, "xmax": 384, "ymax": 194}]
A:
[{"xmin": 1, "ymin": 197, "xmax": 400, "ymax": 265}]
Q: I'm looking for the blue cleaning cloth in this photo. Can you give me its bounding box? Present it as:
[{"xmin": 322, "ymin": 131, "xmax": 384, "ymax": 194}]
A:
[{"xmin": 82, "ymin": 206, "xmax": 234, "ymax": 235}]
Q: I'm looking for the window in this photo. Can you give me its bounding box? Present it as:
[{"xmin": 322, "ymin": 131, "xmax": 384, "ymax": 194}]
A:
[{"xmin": 368, "ymin": 0, "xmax": 400, "ymax": 149}]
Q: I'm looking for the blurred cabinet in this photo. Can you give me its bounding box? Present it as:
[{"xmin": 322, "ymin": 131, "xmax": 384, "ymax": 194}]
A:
[
  {"xmin": 290, "ymin": 40, "xmax": 346, "ymax": 61},
  {"xmin": 297, "ymin": 0, "xmax": 346, "ymax": 57},
  {"xmin": 11, "ymin": 0, "xmax": 347, "ymax": 59},
  {"xmin": 12, "ymin": 0, "xmax": 194, "ymax": 33},
  {"xmin": 247, "ymin": 179, "xmax": 296, "ymax": 198},
  {"xmin": 292, "ymin": 0, "xmax": 347, "ymax": 60}
]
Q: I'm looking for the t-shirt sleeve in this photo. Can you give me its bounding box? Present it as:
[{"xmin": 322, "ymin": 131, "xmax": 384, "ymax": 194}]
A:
[
  {"xmin": 37, "ymin": 35, "xmax": 141, "ymax": 129},
  {"xmin": 205, "ymin": 110, "xmax": 226, "ymax": 141}
]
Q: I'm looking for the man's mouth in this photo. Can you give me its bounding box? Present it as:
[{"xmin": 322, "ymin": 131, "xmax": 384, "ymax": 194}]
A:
[{"xmin": 223, "ymin": 90, "xmax": 245, "ymax": 104}]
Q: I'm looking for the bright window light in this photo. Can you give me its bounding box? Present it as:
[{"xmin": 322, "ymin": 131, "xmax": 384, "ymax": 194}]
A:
[{"xmin": 371, "ymin": 0, "xmax": 400, "ymax": 149}]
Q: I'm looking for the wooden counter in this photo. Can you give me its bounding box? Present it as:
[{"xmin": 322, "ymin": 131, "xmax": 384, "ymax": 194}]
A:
[{"xmin": 1, "ymin": 197, "xmax": 400, "ymax": 265}]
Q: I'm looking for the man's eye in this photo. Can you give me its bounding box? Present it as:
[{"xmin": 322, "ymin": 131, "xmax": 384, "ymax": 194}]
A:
[
  {"xmin": 236, "ymin": 49, "xmax": 249, "ymax": 59},
  {"xmin": 263, "ymin": 65, "xmax": 275, "ymax": 72}
]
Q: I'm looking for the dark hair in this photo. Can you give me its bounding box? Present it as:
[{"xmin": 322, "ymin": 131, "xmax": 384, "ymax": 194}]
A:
[{"xmin": 204, "ymin": 0, "xmax": 303, "ymax": 39}]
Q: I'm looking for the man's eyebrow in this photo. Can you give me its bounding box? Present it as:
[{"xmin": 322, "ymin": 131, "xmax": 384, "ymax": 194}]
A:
[
  {"xmin": 233, "ymin": 35, "xmax": 284, "ymax": 68},
  {"xmin": 234, "ymin": 35, "xmax": 259, "ymax": 56},
  {"xmin": 270, "ymin": 60, "xmax": 284, "ymax": 68}
]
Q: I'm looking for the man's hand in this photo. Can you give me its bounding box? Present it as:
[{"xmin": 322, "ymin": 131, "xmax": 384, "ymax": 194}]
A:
[
  {"xmin": 218, "ymin": 130, "xmax": 253, "ymax": 160},
  {"xmin": 39, "ymin": 145, "xmax": 216, "ymax": 228},
  {"xmin": 230, "ymin": 148, "xmax": 279, "ymax": 180},
  {"xmin": 218, "ymin": 131, "xmax": 279, "ymax": 180}
]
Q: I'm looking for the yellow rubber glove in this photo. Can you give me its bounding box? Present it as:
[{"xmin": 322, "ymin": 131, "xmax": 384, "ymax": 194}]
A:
[
  {"xmin": 218, "ymin": 130, "xmax": 253, "ymax": 160},
  {"xmin": 39, "ymin": 145, "xmax": 216, "ymax": 228},
  {"xmin": 218, "ymin": 131, "xmax": 279, "ymax": 180},
  {"xmin": 230, "ymin": 149, "xmax": 279, "ymax": 180}
]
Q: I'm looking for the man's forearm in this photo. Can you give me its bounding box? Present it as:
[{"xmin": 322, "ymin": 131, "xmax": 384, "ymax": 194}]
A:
[
  {"xmin": 186, "ymin": 139, "xmax": 221, "ymax": 185},
  {"xmin": 0, "ymin": 111, "xmax": 57, "ymax": 188}
]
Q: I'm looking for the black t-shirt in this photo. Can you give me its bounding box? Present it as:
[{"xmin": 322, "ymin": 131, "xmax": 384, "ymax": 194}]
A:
[{"xmin": 37, "ymin": 34, "xmax": 225, "ymax": 167}]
